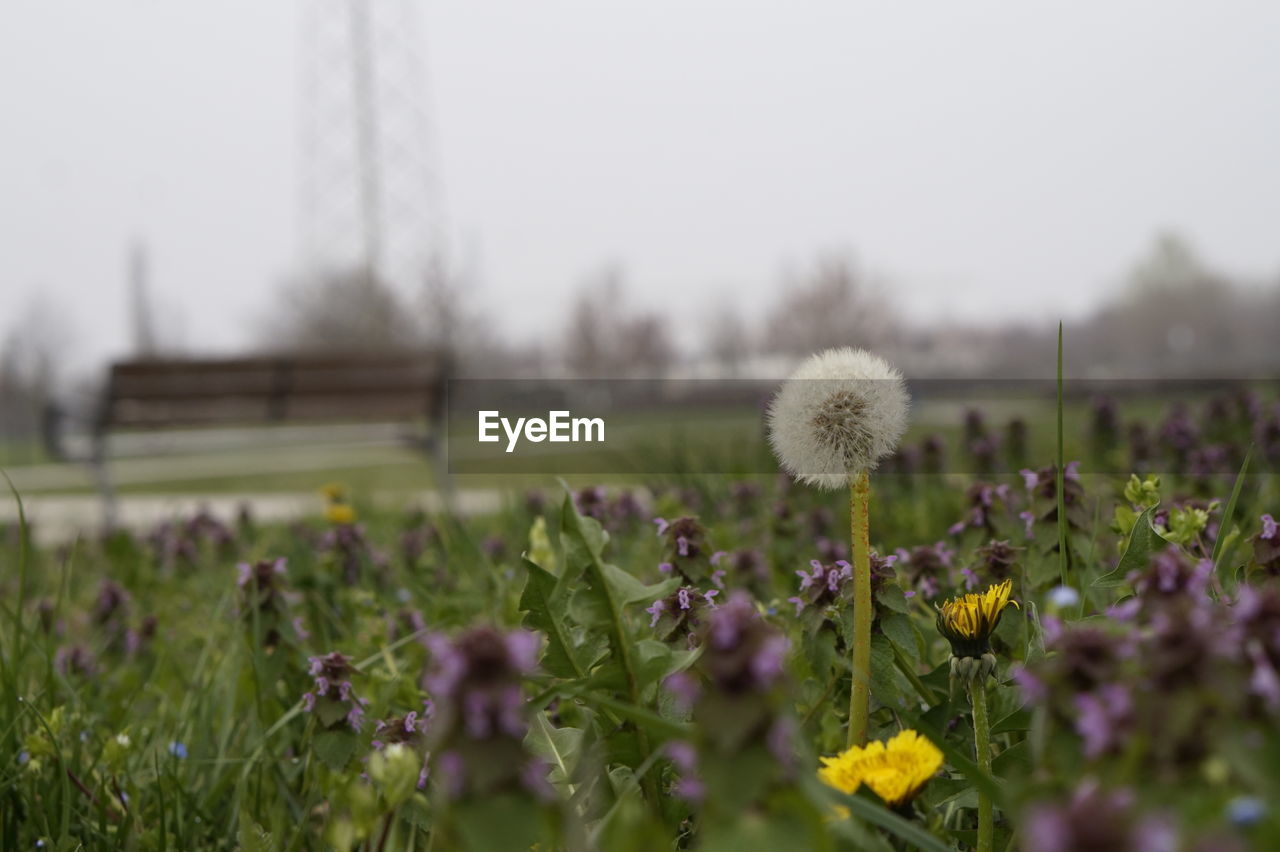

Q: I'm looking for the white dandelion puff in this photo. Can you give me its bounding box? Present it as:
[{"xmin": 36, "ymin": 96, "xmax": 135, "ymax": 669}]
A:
[{"xmin": 767, "ymin": 347, "xmax": 910, "ymax": 490}]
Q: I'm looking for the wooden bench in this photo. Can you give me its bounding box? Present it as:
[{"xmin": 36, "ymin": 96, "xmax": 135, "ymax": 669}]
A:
[{"xmin": 77, "ymin": 351, "xmax": 451, "ymax": 526}]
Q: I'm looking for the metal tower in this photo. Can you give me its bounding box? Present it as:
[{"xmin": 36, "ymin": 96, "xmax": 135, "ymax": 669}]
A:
[{"xmin": 299, "ymin": 0, "xmax": 444, "ymax": 293}]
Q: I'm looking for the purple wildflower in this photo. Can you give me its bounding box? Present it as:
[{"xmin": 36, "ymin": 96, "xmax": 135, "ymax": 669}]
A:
[
  {"xmin": 1074, "ymin": 684, "xmax": 1134, "ymax": 759},
  {"xmin": 1023, "ymin": 780, "xmax": 1176, "ymax": 852},
  {"xmin": 303, "ymin": 652, "xmax": 368, "ymax": 732}
]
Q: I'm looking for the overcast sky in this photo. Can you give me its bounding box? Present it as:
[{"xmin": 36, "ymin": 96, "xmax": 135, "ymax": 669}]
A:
[{"xmin": 4, "ymin": 1, "xmax": 1280, "ymax": 373}]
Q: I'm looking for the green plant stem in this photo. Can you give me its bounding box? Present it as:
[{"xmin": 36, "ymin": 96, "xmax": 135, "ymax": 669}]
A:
[
  {"xmin": 970, "ymin": 679, "xmax": 994, "ymax": 852},
  {"xmin": 848, "ymin": 471, "xmax": 872, "ymax": 748}
]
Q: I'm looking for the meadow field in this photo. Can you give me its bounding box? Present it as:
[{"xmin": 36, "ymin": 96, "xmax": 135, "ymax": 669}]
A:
[{"xmin": 2, "ymin": 380, "xmax": 1279, "ymax": 851}]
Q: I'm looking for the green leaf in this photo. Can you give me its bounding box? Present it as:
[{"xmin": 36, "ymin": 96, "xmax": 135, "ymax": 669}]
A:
[
  {"xmin": 455, "ymin": 793, "xmax": 542, "ymax": 850},
  {"xmin": 558, "ymin": 490, "xmax": 643, "ymax": 703},
  {"xmin": 572, "ymin": 689, "xmax": 691, "ymax": 741},
  {"xmin": 314, "ymin": 696, "xmax": 352, "ymax": 729},
  {"xmin": 992, "ymin": 740, "xmax": 1030, "ymax": 776},
  {"xmin": 992, "ymin": 708, "xmax": 1031, "ymax": 735},
  {"xmin": 525, "ymin": 713, "xmax": 584, "ymax": 797},
  {"xmin": 806, "ymin": 778, "xmax": 951, "ymax": 852},
  {"xmin": 869, "ymin": 634, "xmax": 905, "ymax": 711},
  {"xmin": 519, "ymin": 558, "xmax": 589, "ymax": 679},
  {"xmin": 633, "ymin": 639, "xmax": 700, "ymax": 694},
  {"xmin": 603, "ymin": 562, "xmax": 680, "ymax": 606},
  {"xmin": 1094, "ymin": 503, "xmax": 1165, "ymax": 589},
  {"xmin": 874, "ymin": 585, "xmax": 911, "ymax": 615},
  {"xmin": 879, "ymin": 612, "xmax": 918, "ymax": 661},
  {"xmin": 312, "ymin": 729, "xmax": 358, "ymax": 771},
  {"xmin": 237, "ymin": 811, "xmax": 273, "ymax": 852}
]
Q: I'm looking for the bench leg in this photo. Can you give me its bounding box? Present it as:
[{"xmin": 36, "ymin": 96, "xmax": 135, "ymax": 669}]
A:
[{"xmin": 428, "ymin": 432, "xmax": 455, "ymax": 516}]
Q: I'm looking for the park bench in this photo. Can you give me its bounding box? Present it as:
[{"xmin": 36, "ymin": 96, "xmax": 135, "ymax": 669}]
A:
[{"xmin": 71, "ymin": 351, "xmax": 451, "ymax": 526}]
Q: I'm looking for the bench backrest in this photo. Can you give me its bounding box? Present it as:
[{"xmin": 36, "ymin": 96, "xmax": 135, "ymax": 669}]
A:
[{"xmin": 99, "ymin": 352, "xmax": 449, "ymax": 430}]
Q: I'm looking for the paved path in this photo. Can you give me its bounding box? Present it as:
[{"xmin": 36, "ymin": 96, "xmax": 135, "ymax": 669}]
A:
[{"xmin": 0, "ymin": 489, "xmax": 503, "ymax": 546}]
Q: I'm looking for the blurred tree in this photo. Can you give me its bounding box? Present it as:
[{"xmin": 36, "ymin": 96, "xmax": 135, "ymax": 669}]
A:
[
  {"xmin": 0, "ymin": 298, "xmax": 71, "ymax": 459},
  {"xmin": 706, "ymin": 302, "xmax": 752, "ymax": 376},
  {"xmin": 563, "ymin": 266, "xmax": 675, "ymax": 378},
  {"xmin": 1072, "ymin": 232, "xmax": 1277, "ymax": 376},
  {"xmin": 259, "ymin": 267, "xmax": 422, "ymax": 352},
  {"xmin": 764, "ymin": 255, "xmax": 897, "ymax": 356}
]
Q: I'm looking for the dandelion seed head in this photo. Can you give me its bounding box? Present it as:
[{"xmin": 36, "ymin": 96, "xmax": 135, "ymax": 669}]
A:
[{"xmin": 768, "ymin": 347, "xmax": 909, "ymax": 489}]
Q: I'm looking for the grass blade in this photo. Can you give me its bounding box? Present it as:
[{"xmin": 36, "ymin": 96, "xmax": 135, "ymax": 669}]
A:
[{"xmin": 1212, "ymin": 444, "xmax": 1253, "ymax": 570}]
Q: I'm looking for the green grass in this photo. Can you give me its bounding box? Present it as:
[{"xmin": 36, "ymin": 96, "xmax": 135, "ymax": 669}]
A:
[{"xmin": 0, "ymin": 378, "xmax": 1276, "ymax": 849}]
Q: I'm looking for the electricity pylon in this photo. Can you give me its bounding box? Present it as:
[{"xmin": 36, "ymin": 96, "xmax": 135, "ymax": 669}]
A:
[{"xmin": 298, "ymin": 0, "xmax": 444, "ymax": 293}]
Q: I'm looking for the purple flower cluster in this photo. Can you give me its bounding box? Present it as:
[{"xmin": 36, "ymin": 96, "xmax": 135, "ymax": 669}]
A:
[
  {"xmin": 665, "ymin": 740, "xmax": 704, "ymax": 802},
  {"xmin": 710, "ymin": 548, "xmax": 767, "ymax": 588},
  {"xmin": 1158, "ymin": 404, "xmax": 1200, "ymax": 470},
  {"xmin": 146, "ymin": 510, "xmax": 233, "ymax": 571},
  {"xmin": 1252, "ymin": 514, "xmax": 1279, "ymax": 575},
  {"xmin": 663, "ymin": 591, "xmax": 798, "ymax": 815},
  {"xmin": 1019, "ymin": 463, "xmax": 1087, "ymax": 540},
  {"xmin": 700, "ymin": 592, "xmax": 788, "ymax": 696},
  {"xmin": 1261, "ymin": 408, "xmax": 1280, "ymax": 470},
  {"xmin": 893, "ymin": 542, "xmax": 955, "ymax": 600},
  {"xmin": 1232, "ymin": 583, "xmax": 1280, "ymax": 711},
  {"xmin": 575, "ymin": 486, "xmax": 646, "ymax": 531},
  {"xmin": 1019, "ymin": 542, "xmax": 1280, "ymax": 769},
  {"xmin": 425, "ymin": 628, "xmax": 536, "ymax": 740},
  {"xmin": 371, "ymin": 707, "xmax": 432, "ymax": 790},
  {"xmin": 787, "ymin": 553, "xmax": 899, "ymax": 616},
  {"xmin": 237, "ymin": 557, "xmax": 304, "ymax": 651},
  {"xmin": 399, "ymin": 522, "xmax": 438, "ymax": 568},
  {"xmin": 1074, "ymin": 684, "xmax": 1135, "ymax": 759},
  {"xmin": 653, "ymin": 516, "xmax": 717, "ymax": 585},
  {"xmin": 54, "ymin": 644, "xmax": 97, "ymax": 678},
  {"xmin": 319, "ymin": 522, "xmax": 387, "ymax": 586},
  {"xmin": 949, "ymin": 482, "xmax": 1011, "ymax": 537},
  {"xmin": 387, "ymin": 606, "xmax": 429, "ymax": 646},
  {"xmin": 303, "ymin": 651, "xmax": 368, "ymax": 732},
  {"xmin": 1023, "ymin": 780, "xmax": 1175, "ymax": 852},
  {"xmin": 1091, "ymin": 395, "xmax": 1122, "ymax": 454},
  {"xmin": 1005, "ymin": 417, "xmax": 1029, "ymax": 466},
  {"xmin": 422, "ymin": 627, "xmax": 548, "ymax": 801},
  {"xmin": 971, "ymin": 539, "xmax": 1022, "ymax": 585},
  {"xmin": 725, "ymin": 480, "xmax": 763, "ymax": 516},
  {"xmin": 91, "ymin": 579, "xmax": 157, "ymax": 656},
  {"xmin": 647, "ymin": 586, "xmax": 719, "ymax": 645}
]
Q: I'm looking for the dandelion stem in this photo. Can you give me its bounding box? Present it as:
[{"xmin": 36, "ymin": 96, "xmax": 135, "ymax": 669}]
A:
[
  {"xmin": 970, "ymin": 678, "xmax": 994, "ymax": 852},
  {"xmin": 1056, "ymin": 322, "xmax": 1069, "ymax": 588},
  {"xmin": 847, "ymin": 471, "xmax": 872, "ymax": 748}
]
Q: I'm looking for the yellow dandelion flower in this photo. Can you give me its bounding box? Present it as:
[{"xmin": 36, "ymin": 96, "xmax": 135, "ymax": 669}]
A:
[
  {"xmin": 818, "ymin": 729, "xmax": 943, "ymax": 808},
  {"xmin": 325, "ymin": 503, "xmax": 356, "ymax": 525},
  {"xmin": 935, "ymin": 578, "xmax": 1019, "ymax": 659},
  {"xmin": 319, "ymin": 482, "xmax": 347, "ymax": 502}
]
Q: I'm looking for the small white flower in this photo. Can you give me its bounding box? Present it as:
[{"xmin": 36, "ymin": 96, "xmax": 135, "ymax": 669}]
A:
[{"xmin": 767, "ymin": 347, "xmax": 910, "ymax": 489}]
